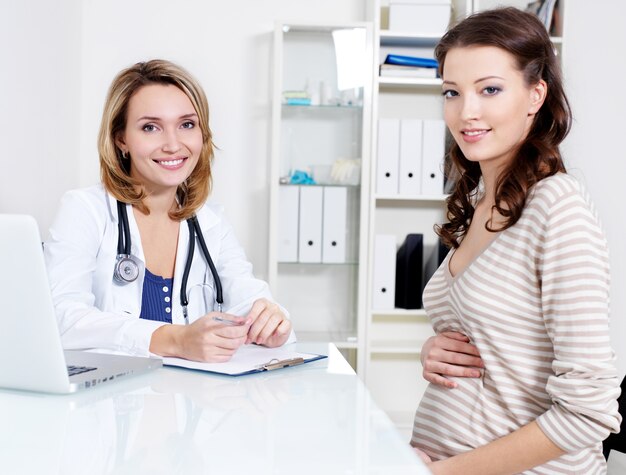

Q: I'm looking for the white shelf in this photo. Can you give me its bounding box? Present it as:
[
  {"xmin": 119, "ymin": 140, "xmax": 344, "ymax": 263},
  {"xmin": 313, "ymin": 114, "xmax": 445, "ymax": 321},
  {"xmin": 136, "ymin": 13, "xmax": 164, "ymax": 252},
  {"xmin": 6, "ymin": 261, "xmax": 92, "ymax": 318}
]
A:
[
  {"xmin": 379, "ymin": 30, "xmax": 441, "ymax": 46},
  {"xmin": 377, "ymin": 76, "xmax": 442, "ymax": 87},
  {"xmin": 375, "ymin": 194, "xmax": 448, "ymax": 202},
  {"xmin": 378, "ymin": 31, "xmax": 562, "ymax": 48},
  {"xmin": 279, "ymin": 183, "xmax": 361, "ymax": 189},
  {"xmin": 371, "ymin": 308, "xmax": 427, "ymax": 318},
  {"xmin": 282, "ymin": 103, "xmax": 363, "ymax": 111}
]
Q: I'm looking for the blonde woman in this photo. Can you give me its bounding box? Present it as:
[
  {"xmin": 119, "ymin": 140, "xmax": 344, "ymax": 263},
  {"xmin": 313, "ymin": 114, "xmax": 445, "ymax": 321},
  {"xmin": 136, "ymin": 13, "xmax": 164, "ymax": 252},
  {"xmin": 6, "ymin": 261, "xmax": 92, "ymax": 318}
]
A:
[{"xmin": 45, "ymin": 60, "xmax": 293, "ymax": 362}]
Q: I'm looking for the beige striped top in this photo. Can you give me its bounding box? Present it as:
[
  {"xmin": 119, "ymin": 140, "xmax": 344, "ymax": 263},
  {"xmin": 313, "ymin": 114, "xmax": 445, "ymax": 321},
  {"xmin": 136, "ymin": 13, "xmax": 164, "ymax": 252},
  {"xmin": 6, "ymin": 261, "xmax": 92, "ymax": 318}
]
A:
[{"xmin": 412, "ymin": 173, "xmax": 622, "ymax": 474}]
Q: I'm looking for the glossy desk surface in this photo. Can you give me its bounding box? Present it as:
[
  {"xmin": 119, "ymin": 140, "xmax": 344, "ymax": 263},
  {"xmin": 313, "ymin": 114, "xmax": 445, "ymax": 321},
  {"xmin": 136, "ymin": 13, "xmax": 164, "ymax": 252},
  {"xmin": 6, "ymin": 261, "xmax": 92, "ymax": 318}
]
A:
[{"xmin": 0, "ymin": 343, "xmax": 429, "ymax": 474}]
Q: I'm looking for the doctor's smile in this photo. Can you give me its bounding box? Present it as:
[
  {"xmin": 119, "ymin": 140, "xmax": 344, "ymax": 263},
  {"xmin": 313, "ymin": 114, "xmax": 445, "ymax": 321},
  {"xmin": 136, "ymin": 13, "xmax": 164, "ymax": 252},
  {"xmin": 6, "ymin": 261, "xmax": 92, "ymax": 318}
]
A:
[{"xmin": 151, "ymin": 156, "xmax": 188, "ymax": 169}]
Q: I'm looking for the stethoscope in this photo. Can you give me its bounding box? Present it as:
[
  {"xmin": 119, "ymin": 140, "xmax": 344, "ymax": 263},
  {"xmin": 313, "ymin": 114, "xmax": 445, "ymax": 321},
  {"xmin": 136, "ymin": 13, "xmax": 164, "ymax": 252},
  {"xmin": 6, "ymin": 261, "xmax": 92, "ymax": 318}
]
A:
[{"xmin": 114, "ymin": 200, "xmax": 223, "ymax": 323}]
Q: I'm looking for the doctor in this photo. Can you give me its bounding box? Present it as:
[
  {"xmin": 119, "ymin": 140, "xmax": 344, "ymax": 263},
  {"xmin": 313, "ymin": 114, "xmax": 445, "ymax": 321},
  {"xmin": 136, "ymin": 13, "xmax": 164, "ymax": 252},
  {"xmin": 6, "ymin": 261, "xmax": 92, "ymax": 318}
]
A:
[{"xmin": 44, "ymin": 59, "xmax": 293, "ymax": 362}]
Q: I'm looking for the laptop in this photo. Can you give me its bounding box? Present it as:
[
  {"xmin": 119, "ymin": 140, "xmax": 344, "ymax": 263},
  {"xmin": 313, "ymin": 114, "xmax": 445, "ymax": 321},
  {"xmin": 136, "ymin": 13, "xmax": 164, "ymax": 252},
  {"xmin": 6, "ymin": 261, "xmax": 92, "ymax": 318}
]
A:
[{"xmin": 0, "ymin": 214, "xmax": 162, "ymax": 394}]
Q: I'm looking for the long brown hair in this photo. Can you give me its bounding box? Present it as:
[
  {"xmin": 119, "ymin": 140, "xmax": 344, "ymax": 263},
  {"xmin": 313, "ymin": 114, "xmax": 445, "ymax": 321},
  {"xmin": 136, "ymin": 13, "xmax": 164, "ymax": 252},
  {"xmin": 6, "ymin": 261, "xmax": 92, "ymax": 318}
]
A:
[
  {"xmin": 435, "ymin": 7, "xmax": 572, "ymax": 248},
  {"xmin": 98, "ymin": 59, "xmax": 214, "ymax": 221}
]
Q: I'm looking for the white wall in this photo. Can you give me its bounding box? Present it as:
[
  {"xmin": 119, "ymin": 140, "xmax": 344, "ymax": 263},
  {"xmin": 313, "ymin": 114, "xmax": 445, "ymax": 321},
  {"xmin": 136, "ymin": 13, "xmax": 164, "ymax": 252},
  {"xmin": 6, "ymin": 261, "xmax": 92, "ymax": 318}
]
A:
[
  {"xmin": 0, "ymin": 0, "xmax": 81, "ymax": 231},
  {"xmin": 562, "ymin": 0, "xmax": 626, "ymax": 376}
]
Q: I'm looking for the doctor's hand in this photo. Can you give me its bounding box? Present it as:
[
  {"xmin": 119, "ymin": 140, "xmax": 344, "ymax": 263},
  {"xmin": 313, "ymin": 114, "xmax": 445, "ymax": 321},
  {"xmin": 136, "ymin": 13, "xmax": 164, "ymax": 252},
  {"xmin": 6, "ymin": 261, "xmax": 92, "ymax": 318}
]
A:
[
  {"xmin": 245, "ymin": 298, "xmax": 291, "ymax": 348},
  {"xmin": 150, "ymin": 314, "xmax": 251, "ymax": 363},
  {"xmin": 421, "ymin": 331, "xmax": 484, "ymax": 388}
]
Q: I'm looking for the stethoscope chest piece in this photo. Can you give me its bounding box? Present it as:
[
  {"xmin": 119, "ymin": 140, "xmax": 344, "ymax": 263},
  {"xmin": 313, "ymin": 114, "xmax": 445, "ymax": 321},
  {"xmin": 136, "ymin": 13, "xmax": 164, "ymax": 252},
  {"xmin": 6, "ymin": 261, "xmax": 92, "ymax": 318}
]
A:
[{"xmin": 114, "ymin": 254, "xmax": 140, "ymax": 283}]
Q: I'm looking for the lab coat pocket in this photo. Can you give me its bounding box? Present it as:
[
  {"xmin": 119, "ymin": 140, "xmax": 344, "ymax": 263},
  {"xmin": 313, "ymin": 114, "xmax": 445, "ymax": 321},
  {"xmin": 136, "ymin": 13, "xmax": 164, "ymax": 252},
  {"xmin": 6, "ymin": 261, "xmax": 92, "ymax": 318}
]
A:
[{"xmin": 109, "ymin": 276, "xmax": 143, "ymax": 318}]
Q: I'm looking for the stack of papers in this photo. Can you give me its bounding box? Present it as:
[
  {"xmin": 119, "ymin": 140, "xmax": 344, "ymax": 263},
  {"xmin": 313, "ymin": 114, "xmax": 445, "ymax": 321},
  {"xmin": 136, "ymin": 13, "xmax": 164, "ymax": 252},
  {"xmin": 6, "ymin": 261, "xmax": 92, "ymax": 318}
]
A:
[{"xmin": 380, "ymin": 54, "xmax": 439, "ymax": 79}]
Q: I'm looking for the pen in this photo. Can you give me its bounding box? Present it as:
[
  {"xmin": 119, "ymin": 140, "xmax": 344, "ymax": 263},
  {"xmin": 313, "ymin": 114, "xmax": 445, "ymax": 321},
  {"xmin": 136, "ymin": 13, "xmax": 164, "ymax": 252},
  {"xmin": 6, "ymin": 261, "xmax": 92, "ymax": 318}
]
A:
[{"xmin": 212, "ymin": 315, "xmax": 248, "ymax": 326}]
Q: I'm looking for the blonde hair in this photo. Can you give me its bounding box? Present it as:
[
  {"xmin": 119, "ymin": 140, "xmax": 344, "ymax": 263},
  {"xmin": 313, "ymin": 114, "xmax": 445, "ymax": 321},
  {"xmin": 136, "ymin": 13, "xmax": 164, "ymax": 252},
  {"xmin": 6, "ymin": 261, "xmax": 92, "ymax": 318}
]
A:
[{"xmin": 98, "ymin": 59, "xmax": 214, "ymax": 221}]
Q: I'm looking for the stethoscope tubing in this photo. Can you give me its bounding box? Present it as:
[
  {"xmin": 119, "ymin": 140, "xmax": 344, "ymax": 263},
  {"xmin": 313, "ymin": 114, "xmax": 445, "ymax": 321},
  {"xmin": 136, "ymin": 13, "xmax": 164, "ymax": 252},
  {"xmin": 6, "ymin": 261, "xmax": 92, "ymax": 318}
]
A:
[
  {"xmin": 117, "ymin": 200, "xmax": 131, "ymax": 255},
  {"xmin": 116, "ymin": 200, "xmax": 223, "ymax": 322}
]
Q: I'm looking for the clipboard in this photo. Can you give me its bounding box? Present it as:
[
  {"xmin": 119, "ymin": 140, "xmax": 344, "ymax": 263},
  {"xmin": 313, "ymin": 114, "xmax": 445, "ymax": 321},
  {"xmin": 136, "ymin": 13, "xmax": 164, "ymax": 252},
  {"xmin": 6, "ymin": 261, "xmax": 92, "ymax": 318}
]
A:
[{"xmin": 162, "ymin": 344, "xmax": 327, "ymax": 376}]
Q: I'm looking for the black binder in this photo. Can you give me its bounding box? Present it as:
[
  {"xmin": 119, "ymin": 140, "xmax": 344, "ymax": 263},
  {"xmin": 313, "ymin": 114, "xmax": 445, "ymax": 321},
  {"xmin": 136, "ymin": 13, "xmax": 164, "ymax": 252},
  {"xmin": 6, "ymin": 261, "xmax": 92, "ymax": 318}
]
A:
[
  {"xmin": 424, "ymin": 238, "xmax": 449, "ymax": 288},
  {"xmin": 395, "ymin": 234, "xmax": 423, "ymax": 309}
]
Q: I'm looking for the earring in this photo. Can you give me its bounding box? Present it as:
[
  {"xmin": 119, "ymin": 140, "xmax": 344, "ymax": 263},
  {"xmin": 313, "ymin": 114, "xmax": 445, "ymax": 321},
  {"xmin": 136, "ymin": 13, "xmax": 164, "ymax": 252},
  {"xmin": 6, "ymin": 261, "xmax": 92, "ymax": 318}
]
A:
[{"xmin": 122, "ymin": 150, "xmax": 129, "ymax": 159}]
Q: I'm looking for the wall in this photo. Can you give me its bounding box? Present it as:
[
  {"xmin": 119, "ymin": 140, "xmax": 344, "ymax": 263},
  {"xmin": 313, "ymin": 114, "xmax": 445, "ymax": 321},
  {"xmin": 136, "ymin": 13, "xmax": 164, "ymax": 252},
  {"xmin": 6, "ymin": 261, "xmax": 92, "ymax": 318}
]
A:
[
  {"xmin": 562, "ymin": 0, "xmax": 626, "ymax": 376},
  {"xmin": 0, "ymin": 0, "xmax": 81, "ymax": 232}
]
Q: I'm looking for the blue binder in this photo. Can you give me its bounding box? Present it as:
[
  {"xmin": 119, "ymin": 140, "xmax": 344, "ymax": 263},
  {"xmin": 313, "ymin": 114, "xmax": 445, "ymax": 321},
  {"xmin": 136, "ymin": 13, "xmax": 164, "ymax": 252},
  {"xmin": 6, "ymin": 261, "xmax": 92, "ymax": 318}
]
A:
[{"xmin": 384, "ymin": 54, "xmax": 438, "ymax": 69}]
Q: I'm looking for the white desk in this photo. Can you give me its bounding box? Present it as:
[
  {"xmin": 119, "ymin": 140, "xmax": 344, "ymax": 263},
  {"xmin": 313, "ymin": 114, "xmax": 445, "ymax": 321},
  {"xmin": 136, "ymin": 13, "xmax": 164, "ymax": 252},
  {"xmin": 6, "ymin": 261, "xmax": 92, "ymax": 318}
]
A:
[{"xmin": 0, "ymin": 343, "xmax": 430, "ymax": 474}]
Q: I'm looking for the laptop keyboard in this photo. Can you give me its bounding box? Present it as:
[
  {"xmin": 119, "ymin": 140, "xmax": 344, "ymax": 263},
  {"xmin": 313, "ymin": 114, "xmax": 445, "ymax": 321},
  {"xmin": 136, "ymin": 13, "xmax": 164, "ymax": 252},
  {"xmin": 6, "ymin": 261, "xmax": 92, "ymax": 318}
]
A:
[{"xmin": 67, "ymin": 365, "xmax": 97, "ymax": 377}]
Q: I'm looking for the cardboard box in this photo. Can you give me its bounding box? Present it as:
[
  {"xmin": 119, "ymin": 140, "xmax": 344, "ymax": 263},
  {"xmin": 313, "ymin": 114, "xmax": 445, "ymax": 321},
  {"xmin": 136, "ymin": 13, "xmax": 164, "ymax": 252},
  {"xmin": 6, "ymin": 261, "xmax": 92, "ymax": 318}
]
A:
[{"xmin": 389, "ymin": 0, "xmax": 451, "ymax": 35}]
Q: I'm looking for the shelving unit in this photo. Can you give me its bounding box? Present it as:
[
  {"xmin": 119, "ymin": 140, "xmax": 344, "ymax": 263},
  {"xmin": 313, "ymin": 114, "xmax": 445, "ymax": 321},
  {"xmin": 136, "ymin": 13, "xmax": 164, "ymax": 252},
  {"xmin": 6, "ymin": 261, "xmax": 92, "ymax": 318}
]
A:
[
  {"xmin": 268, "ymin": 22, "xmax": 373, "ymax": 371},
  {"xmin": 362, "ymin": 2, "xmax": 459, "ymax": 435}
]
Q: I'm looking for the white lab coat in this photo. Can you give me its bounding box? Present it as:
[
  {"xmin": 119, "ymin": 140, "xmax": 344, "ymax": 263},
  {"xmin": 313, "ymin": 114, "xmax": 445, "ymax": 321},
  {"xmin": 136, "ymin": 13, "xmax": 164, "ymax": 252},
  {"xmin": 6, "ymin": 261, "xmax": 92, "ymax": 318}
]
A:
[{"xmin": 44, "ymin": 185, "xmax": 292, "ymax": 356}]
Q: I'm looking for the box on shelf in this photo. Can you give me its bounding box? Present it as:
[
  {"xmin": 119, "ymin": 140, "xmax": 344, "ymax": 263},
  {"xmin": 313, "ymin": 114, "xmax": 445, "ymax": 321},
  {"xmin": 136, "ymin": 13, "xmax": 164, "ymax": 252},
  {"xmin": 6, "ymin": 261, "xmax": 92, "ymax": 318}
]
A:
[{"xmin": 388, "ymin": 0, "xmax": 451, "ymax": 36}]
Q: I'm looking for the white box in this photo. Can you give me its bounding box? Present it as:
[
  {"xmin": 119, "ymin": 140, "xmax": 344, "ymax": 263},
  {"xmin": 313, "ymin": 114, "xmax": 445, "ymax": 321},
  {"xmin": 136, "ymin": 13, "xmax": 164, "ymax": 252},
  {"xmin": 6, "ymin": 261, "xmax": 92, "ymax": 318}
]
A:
[
  {"xmin": 399, "ymin": 119, "xmax": 423, "ymax": 196},
  {"xmin": 372, "ymin": 234, "xmax": 397, "ymax": 310},
  {"xmin": 322, "ymin": 186, "xmax": 347, "ymax": 264},
  {"xmin": 376, "ymin": 118, "xmax": 400, "ymax": 196},
  {"xmin": 389, "ymin": 0, "xmax": 451, "ymax": 36},
  {"xmin": 298, "ymin": 186, "xmax": 323, "ymax": 263},
  {"xmin": 277, "ymin": 186, "xmax": 299, "ymax": 262},
  {"xmin": 421, "ymin": 119, "xmax": 446, "ymax": 195}
]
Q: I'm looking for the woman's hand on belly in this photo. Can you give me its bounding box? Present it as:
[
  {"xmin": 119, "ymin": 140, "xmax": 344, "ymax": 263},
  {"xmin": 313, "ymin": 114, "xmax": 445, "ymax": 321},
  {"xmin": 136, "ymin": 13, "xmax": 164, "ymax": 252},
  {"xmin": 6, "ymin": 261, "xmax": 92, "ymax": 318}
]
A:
[{"xmin": 421, "ymin": 331, "xmax": 484, "ymax": 388}]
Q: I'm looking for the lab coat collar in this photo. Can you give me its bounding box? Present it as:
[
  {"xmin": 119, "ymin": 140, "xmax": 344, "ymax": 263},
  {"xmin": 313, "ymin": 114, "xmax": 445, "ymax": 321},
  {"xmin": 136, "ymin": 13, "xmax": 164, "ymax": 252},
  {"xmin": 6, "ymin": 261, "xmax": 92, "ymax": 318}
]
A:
[
  {"xmin": 104, "ymin": 186, "xmax": 118, "ymax": 224},
  {"xmin": 103, "ymin": 187, "xmax": 221, "ymax": 231}
]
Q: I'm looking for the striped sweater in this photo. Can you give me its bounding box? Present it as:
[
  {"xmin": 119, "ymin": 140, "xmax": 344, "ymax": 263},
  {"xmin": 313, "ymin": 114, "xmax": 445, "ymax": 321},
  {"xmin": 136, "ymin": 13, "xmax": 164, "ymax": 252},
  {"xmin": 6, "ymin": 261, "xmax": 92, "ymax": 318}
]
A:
[{"xmin": 411, "ymin": 173, "xmax": 621, "ymax": 474}]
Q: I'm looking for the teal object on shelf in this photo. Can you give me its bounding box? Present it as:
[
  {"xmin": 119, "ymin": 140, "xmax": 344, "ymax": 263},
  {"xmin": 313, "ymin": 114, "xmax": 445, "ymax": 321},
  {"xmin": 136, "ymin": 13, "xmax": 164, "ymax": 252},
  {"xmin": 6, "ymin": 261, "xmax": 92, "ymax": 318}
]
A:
[
  {"xmin": 286, "ymin": 98, "xmax": 312, "ymax": 106},
  {"xmin": 290, "ymin": 170, "xmax": 316, "ymax": 185}
]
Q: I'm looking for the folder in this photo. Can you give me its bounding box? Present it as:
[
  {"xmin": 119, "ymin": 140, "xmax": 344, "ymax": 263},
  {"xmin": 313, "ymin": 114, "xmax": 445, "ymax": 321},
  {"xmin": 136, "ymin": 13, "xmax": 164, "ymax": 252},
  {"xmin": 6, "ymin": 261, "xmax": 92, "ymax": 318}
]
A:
[
  {"xmin": 384, "ymin": 54, "xmax": 438, "ymax": 69},
  {"xmin": 278, "ymin": 185, "xmax": 299, "ymax": 262},
  {"xmin": 322, "ymin": 186, "xmax": 347, "ymax": 263},
  {"xmin": 395, "ymin": 234, "xmax": 424, "ymax": 309},
  {"xmin": 163, "ymin": 344, "xmax": 326, "ymax": 376},
  {"xmin": 376, "ymin": 119, "xmax": 400, "ymax": 195},
  {"xmin": 399, "ymin": 119, "xmax": 423, "ymax": 196},
  {"xmin": 421, "ymin": 119, "xmax": 446, "ymax": 195},
  {"xmin": 298, "ymin": 186, "xmax": 323, "ymax": 263},
  {"xmin": 424, "ymin": 238, "xmax": 449, "ymax": 288},
  {"xmin": 372, "ymin": 234, "xmax": 397, "ymax": 310}
]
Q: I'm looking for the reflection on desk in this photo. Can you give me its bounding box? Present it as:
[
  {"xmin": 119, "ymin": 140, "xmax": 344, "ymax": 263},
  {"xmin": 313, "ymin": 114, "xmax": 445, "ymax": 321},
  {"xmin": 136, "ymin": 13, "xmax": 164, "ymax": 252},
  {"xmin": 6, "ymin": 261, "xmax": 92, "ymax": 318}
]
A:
[{"xmin": 0, "ymin": 343, "xmax": 429, "ymax": 474}]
